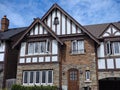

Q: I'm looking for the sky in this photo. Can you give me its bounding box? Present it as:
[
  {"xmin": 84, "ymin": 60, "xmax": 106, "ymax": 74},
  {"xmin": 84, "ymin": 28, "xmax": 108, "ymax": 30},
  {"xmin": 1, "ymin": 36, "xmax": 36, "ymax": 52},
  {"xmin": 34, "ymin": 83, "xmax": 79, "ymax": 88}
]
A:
[{"xmin": 0, "ymin": 0, "xmax": 120, "ymax": 28}]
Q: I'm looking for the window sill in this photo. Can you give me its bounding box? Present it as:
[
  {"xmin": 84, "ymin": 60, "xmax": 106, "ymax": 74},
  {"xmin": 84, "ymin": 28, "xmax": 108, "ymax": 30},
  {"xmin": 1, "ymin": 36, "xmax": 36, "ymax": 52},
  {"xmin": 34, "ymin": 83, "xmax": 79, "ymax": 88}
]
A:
[
  {"xmin": 84, "ymin": 80, "xmax": 92, "ymax": 83},
  {"xmin": 71, "ymin": 53, "xmax": 86, "ymax": 55}
]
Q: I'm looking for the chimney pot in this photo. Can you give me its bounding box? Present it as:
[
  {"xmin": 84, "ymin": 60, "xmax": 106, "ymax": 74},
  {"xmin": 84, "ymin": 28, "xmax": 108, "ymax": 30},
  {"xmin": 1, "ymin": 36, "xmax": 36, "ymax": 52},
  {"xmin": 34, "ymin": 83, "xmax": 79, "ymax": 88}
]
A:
[{"xmin": 1, "ymin": 15, "xmax": 9, "ymax": 32}]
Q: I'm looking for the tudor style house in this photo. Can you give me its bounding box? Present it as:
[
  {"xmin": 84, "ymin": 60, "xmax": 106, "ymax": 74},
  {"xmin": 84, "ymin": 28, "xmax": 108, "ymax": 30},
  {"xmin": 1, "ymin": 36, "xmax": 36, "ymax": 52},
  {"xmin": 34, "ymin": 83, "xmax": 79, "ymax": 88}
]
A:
[
  {"xmin": 85, "ymin": 23, "xmax": 120, "ymax": 90},
  {"xmin": 0, "ymin": 3, "xmax": 120, "ymax": 90}
]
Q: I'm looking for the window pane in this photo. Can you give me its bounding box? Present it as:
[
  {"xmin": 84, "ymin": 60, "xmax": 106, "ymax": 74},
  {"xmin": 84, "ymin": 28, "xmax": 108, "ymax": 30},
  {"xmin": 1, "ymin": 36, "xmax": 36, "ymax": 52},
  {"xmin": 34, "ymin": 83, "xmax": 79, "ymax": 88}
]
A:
[
  {"xmin": 107, "ymin": 59, "xmax": 114, "ymax": 69},
  {"xmin": 23, "ymin": 72, "xmax": 28, "ymax": 83},
  {"xmin": 72, "ymin": 41, "xmax": 77, "ymax": 53},
  {"xmin": 40, "ymin": 42, "xmax": 46, "ymax": 53},
  {"xmin": 86, "ymin": 70, "xmax": 90, "ymax": 80},
  {"xmin": 28, "ymin": 43, "xmax": 34, "ymax": 54},
  {"xmin": 36, "ymin": 71, "xmax": 40, "ymax": 83},
  {"xmin": 78, "ymin": 41, "xmax": 84, "ymax": 53},
  {"xmin": 34, "ymin": 42, "xmax": 39, "ymax": 54},
  {"xmin": 113, "ymin": 42, "xmax": 120, "ymax": 54},
  {"xmin": 98, "ymin": 59, "xmax": 106, "ymax": 69},
  {"xmin": 116, "ymin": 58, "xmax": 120, "ymax": 68},
  {"xmin": 48, "ymin": 71, "xmax": 52, "ymax": 83},
  {"xmin": 42, "ymin": 71, "xmax": 46, "ymax": 83},
  {"xmin": 30, "ymin": 71, "xmax": 34, "ymax": 83},
  {"xmin": 72, "ymin": 40, "xmax": 84, "ymax": 54}
]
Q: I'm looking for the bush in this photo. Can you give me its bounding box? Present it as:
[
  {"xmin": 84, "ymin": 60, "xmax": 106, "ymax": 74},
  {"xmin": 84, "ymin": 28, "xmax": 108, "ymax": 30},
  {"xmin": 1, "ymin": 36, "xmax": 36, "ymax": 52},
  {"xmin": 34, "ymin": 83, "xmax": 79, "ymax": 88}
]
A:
[{"xmin": 11, "ymin": 84, "xmax": 58, "ymax": 90}]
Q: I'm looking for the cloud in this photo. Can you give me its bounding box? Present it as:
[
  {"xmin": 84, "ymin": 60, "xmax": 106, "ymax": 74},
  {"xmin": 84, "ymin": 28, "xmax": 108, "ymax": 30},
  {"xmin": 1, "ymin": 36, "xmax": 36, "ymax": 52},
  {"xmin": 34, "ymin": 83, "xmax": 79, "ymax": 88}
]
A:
[
  {"xmin": 59, "ymin": 0, "xmax": 120, "ymax": 25},
  {"xmin": 0, "ymin": 0, "xmax": 120, "ymax": 28}
]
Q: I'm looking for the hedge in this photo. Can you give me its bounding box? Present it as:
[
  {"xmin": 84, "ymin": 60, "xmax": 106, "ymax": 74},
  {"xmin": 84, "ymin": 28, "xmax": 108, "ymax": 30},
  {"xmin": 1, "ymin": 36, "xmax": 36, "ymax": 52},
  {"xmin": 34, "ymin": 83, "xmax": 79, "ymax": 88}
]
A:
[{"xmin": 11, "ymin": 84, "xmax": 58, "ymax": 90}]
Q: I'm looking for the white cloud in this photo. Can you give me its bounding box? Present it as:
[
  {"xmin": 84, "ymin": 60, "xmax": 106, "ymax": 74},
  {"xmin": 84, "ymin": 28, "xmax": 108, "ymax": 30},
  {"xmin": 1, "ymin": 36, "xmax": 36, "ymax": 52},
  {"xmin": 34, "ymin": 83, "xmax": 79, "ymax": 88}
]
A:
[
  {"xmin": 59, "ymin": 0, "xmax": 120, "ymax": 25},
  {"xmin": 0, "ymin": 0, "xmax": 119, "ymax": 28}
]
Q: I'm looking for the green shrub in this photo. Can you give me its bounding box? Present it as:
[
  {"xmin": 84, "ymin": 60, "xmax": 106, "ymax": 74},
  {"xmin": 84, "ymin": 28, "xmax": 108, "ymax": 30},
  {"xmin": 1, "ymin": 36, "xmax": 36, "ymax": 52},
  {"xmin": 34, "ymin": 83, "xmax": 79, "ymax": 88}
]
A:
[{"xmin": 11, "ymin": 84, "xmax": 58, "ymax": 90}]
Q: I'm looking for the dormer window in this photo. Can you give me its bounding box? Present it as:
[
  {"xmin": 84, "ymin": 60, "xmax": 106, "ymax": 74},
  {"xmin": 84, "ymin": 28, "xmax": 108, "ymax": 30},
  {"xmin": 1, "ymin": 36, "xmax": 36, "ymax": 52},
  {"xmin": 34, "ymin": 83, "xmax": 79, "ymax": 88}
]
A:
[{"xmin": 54, "ymin": 16, "xmax": 59, "ymax": 25}]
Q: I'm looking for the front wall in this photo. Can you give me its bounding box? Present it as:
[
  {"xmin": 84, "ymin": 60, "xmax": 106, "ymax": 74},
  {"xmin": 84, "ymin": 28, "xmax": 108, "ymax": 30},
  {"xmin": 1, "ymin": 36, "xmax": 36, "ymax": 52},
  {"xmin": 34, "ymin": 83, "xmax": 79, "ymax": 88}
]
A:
[
  {"xmin": 16, "ymin": 63, "xmax": 59, "ymax": 86},
  {"xmin": 98, "ymin": 71, "xmax": 120, "ymax": 80},
  {"xmin": 62, "ymin": 37, "xmax": 98, "ymax": 90}
]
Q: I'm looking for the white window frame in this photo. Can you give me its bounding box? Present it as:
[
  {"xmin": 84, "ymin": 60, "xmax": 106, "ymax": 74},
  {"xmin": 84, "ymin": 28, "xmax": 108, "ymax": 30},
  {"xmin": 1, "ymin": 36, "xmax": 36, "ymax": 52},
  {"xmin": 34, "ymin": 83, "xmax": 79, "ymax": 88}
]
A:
[
  {"xmin": 23, "ymin": 70, "xmax": 53, "ymax": 85},
  {"xmin": 113, "ymin": 42, "xmax": 120, "ymax": 55},
  {"xmin": 85, "ymin": 70, "xmax": 90, "ymax": 81},
  {"xmin": 27, "ymin": 40, "xmax": 50, "ymax": 55},
  {"xmin": 72, "ymin": 40, "xmax": 84, "ymax": 54}
]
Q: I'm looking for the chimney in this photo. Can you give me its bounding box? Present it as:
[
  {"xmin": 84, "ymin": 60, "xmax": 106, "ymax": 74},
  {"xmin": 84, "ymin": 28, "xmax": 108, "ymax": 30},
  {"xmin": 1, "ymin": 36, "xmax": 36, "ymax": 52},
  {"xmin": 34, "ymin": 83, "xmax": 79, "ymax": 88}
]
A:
[{"xmin": 1, "ymin": 15, "xmax": 9, "ymax": 32}]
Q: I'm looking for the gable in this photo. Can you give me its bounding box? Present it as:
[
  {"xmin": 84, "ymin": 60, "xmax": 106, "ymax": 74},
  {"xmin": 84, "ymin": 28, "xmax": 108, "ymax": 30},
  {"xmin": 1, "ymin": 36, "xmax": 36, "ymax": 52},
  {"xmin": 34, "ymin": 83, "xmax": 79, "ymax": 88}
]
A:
[
  {"xmin": 43, "ymin": 9, "xmax": 82, "ymax": 35},
  {"xmin": 102, "ymin": 25, "xmax": 120, "ymax": 37},
  {"xmin": 29, "ymin": 23, "xmax": 48, "ymax": 36},
  {"xmin": 41, "ymin": 4, "xmax": 99, "ymax": 44},
  {"xmin": 12, "ymin": 18, "xmax": 63, "ymax": 48}
]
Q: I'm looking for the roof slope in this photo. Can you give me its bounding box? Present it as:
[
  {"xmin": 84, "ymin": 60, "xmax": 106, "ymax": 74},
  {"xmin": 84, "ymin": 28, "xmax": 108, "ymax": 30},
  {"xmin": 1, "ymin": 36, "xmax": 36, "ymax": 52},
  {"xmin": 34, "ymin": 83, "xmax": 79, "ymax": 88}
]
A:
[
  {"xmin": 84, "ymin": 22, "xmax": 120, "ymax": 38},
  {"xmin": 0, "ymin": 27, "xmax": 27, "ymax": 40}
]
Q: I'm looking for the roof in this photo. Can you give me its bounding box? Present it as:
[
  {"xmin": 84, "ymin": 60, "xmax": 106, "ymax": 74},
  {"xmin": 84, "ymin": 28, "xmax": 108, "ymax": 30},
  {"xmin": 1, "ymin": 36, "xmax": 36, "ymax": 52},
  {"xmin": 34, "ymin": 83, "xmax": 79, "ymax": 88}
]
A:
[
  {"xmin": 0, "ymin": 27, "xmax": 27, "ymax": 40},
  {"xmin": 84, "ymin": 22, "xmax": 120, "ymax": 38},
  {"xmin": 12, "ymin": 18, "xmax": 63, "ymax": 48},
  {"xmin": 41, "ymin": 3, "xmax": 100, "ymax": 44}
]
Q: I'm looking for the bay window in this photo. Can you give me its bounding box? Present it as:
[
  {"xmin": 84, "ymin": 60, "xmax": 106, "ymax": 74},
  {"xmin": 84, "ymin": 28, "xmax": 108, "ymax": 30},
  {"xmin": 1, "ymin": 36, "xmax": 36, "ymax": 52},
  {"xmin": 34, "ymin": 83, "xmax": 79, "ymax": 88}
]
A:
[
  {"xmin": 23, "ymin": 70, "xmax": 53, "ymax": 85},
  {"xmin": 28, "ymin": 40, "xmax": 50, "ymax": 55}
]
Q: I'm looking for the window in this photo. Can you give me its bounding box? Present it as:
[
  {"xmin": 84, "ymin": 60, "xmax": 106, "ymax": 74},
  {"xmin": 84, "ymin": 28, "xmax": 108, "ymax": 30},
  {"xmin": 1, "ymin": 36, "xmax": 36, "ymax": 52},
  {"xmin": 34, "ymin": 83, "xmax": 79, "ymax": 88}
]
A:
[
  {"xmin": 23, "ymin": 70, "xmax": 53, "ymax": 85},
  {"xmin": 0, "ymin": 41, "xmax": 5, "ymax": 61},
  {"xmin": 70, "ymin": 71, "xmax": 77, "ymax": 80},
  {"xmin": 71, "ymin": 40, "xmax": 84, "ymax": 54},
  {"xmin": 85, "ymin": 70, "xmax": 90, "ymax": 80},
  {"xmin": 28, "ymin": 40, "xmax": 50, "ymax": 55},
  {"xmin": 106, "ymin": 41, "xmax": 120, "ymax": 55}
]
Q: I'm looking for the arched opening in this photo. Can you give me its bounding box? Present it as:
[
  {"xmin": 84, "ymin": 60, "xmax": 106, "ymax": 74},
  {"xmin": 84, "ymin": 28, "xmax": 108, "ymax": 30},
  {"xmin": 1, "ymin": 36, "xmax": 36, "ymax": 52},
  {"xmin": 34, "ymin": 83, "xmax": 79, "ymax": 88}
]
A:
[
  {"xmin": 99, "ymin": 77, "xmax": 120, "ymax": 90},
  {"xmin": 68, "ymin": 68, "xmax": 79, "ymax": 90}
]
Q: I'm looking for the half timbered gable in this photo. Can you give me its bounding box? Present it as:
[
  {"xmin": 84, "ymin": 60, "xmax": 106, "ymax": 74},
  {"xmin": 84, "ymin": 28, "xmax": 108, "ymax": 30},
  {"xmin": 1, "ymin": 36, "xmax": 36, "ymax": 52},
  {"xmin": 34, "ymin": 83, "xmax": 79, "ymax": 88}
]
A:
[
  {"xmin": 41, "ymin": 4, "xmax": 99, "ymax": 44},
  {"xmin": 18, "ymin": 18, "xmax": 63, "ymax": 64},
  {"xmin": 100, "ymin": 24, "xmax": 120, "ymax": 37}
]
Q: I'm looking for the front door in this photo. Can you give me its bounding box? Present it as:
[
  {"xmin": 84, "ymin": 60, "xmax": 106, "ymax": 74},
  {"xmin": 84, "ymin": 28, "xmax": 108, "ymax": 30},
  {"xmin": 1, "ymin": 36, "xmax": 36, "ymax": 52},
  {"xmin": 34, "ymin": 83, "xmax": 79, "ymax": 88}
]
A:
[{"xmin": 68, "ymin": 68, "xmax": 79, "ymax": 90}]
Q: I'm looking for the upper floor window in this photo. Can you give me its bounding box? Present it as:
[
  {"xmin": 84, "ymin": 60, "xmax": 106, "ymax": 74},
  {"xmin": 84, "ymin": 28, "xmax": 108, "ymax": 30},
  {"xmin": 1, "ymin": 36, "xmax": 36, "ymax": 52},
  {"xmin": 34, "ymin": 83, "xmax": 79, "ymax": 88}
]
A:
[
  {"xmin": 28, "ymin": 40, "xmax": 50, "ymax": 55},
  {"xmin": 71, "ymin": 40, "xmax": 84, "ymax": 54},
  {"xmin": 106, "ymin": 41, "xmax": 120, "ymax": 55}
]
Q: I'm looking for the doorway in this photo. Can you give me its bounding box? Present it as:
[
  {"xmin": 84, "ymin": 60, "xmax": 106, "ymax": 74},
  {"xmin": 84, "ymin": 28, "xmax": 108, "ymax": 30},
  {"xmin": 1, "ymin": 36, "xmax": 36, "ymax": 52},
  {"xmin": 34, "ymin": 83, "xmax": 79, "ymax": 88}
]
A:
[
  {"xmin": 99, "ymin": 77, "xmax": 120, "ymax": 90},
  {"xmin": 68, "ymin": 68, "xmax": 79, "ymax": 90}
]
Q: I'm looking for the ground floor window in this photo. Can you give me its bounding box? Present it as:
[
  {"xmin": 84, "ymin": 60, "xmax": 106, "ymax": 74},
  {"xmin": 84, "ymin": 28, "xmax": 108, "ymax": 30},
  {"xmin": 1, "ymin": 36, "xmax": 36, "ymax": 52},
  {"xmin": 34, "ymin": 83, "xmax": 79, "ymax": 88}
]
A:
[{"xmin": 23, "ymin": 70, "xmax": 53, "ymax": 85}]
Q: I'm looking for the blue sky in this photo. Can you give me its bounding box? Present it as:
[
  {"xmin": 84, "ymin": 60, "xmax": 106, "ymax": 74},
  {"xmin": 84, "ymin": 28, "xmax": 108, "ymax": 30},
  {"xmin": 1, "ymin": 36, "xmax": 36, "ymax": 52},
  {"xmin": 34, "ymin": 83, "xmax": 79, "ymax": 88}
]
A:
[{"xmin": 0, "ymin": 0, "xmax": 120, "ymax": 28}]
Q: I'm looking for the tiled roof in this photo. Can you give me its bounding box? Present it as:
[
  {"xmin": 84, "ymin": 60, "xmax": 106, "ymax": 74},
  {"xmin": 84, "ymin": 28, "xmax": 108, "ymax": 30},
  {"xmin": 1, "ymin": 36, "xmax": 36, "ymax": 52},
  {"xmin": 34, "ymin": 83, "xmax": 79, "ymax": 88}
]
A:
[
  {"xmin": 0, "ymin": 27, "xmax": 27, "ymax": 40},
  {"xmin": 84, "ymin": 22, "xmax": 120, "ymax": 38}
]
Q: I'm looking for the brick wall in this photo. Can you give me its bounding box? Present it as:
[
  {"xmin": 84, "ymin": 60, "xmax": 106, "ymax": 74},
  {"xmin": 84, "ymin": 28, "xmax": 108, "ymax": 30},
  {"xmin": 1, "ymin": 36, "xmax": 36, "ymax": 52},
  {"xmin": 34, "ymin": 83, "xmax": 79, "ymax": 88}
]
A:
[{"xmin": 61, "ymin": 37, "xmax": 98, "ymax": 90}]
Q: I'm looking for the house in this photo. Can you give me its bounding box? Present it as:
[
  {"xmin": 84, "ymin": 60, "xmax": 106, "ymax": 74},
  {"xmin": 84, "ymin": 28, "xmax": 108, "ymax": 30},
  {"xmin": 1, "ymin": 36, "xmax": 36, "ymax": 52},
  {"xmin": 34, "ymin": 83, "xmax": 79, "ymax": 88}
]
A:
[
  {"xmin": 85, "ymin": 23, "xmax": 120, "ymax": 90},
  {"xmin": 0, "ymin": 3, "xmax": 120, "ymax": 90},
  {"xmin": 0, "ymin": 15, "xmax": 27, "ymax": 88},
  {"xmin": 14, "ymin": 4, "xmax": 98, "ymax": 90}
]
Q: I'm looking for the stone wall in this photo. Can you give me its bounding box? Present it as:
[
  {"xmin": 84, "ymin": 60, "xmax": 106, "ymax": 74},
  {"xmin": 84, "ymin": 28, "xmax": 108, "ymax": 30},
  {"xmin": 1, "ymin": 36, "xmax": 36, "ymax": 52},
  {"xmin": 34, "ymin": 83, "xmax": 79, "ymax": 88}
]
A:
[
  {"xmin": 98, "ymin": 71, "xmax": 120, "ymax": 80},
  {"xmin": 16, "ymin": 63, "xmax": 59, "ymax": 86},
  {"xmin": 61, "ymin": 37, "xmax": 98, "ymax": 90}
]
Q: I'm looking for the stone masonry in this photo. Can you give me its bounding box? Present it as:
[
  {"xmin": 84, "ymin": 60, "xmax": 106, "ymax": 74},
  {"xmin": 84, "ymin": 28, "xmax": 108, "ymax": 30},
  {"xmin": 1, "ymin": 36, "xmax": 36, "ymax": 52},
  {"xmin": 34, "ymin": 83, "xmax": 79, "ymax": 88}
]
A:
[{"xmin": 62, "ymin": 37, "xmax": 98, "ymax": 90}]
